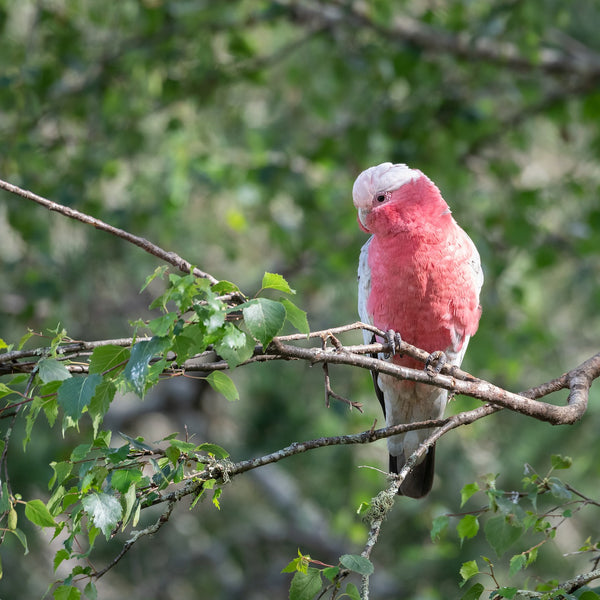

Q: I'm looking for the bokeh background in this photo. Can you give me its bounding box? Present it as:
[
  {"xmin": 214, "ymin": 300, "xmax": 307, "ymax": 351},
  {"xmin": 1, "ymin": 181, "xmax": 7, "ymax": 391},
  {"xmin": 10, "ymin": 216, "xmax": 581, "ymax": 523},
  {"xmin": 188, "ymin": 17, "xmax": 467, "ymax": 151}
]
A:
[{"xmin": 1, "ymin": 1, "xmax": 600, "ymax": 598}]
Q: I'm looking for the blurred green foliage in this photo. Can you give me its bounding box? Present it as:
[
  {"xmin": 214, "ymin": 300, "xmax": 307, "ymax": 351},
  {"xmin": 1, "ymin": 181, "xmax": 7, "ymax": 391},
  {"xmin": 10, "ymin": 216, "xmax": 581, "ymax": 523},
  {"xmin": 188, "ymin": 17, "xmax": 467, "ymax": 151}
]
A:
[{"xmin": 1, "ymin": 0, "xmax": 600, "ymax": 598}]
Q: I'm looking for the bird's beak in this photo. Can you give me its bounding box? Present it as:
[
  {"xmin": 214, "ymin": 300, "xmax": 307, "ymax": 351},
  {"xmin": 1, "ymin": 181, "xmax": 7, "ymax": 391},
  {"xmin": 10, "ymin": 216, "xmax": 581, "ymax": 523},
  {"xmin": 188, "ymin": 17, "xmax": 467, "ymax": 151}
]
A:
[{"xmin": 357, "ymin": 208, "xmax": 370, "ymax": 233}]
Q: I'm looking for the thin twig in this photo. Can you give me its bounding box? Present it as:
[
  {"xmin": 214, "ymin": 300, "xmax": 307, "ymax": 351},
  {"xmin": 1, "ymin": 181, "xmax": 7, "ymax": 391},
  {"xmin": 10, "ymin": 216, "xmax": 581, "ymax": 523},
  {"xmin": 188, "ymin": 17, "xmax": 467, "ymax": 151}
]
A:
[
  {"xmin": 0, "ymin": 178, "xmax": 219, "ymax": 284},
  {"xmin": 93, "ymin": 500, "xmax": 175, "ymax": 579}
]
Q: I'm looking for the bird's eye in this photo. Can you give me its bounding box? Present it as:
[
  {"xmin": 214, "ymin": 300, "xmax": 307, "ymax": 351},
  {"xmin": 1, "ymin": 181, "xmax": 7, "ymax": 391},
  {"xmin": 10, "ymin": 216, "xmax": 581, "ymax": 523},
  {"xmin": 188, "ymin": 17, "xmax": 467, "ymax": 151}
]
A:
[{"xmin": 376, "ymin": 194, "xmax": 386, "ymax": 202}]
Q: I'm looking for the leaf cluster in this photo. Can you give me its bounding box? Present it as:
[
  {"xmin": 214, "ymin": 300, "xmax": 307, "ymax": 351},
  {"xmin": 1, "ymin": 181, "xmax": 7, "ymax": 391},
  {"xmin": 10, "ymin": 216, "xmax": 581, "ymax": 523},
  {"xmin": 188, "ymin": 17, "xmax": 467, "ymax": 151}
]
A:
[
  {"xmin": 431, "ymin": 456, "xmax": 600, "ymax": 599},
  {"xmin": 282, "ymin": 549, "xmax": 374, "ymax": 600},
  {"xmin": 0, "ymin": 270, "xmax": 308, "ymax": 597}
]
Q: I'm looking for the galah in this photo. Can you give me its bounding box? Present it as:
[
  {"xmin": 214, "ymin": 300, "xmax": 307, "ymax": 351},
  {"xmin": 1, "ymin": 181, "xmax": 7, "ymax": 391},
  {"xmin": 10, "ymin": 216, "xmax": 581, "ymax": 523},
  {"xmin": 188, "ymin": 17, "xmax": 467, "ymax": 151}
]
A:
[{"xmin": 353, "ymin": 163, "xmax": 483, "ymax": 498}]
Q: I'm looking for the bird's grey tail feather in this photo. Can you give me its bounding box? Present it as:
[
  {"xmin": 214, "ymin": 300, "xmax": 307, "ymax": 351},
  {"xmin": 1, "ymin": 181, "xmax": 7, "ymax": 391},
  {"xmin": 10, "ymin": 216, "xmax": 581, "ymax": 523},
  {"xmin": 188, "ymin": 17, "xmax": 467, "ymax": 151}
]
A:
[{"xmin": 389, "ymin": 445, "xmax": 436, "ymax": 499}]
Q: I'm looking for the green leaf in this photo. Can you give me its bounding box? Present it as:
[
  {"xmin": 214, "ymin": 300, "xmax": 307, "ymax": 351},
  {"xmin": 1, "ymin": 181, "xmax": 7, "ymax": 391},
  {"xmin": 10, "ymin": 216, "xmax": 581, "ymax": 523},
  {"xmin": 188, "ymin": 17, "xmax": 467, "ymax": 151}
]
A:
[
  {"xmin": 38, "ymin": 358, "xmax": 72, "ymax": 383},
  {"xmin": 212, "ymin": 487, "xmax": 222, "ymax": 510},
  {"xmin": 459, "ymin": 559, "xmax": 479, "ymax": 583},
  {"xmin": 345, "ymin": 583, "xmax": 361, "ymax": 600},
  {"xmin": 261, "ymin": 272, "xmax": 295, "ymax": 294},
  {"xmin": 57, "ymin": 374, "xmax": 102, "ymax": 421},
  {"xmin": 89, "ymin": 345, "xmax": 130, "ymax": 375},
  {"xmin": 18, "ymin": 331, "xmax": 34, "ymax": 350},
  {"xmin": 579, "ymin": 592, "xmax": 600, "ymax": 600},
  {"xmin": 53, "ymin": 548, "xmax": 70, "ymax": 571},
  {"xmin": 121, "ymin": 483, "xmax": 138, "ymax": 529},
  {"xmin": 118, "ymin": 432, "xmax": 152, "ymax": 451},
  {"xmin": 496, "ymin": 588, "xmax": 518, "ymax": 599},
  {"xmin": 49, "ymin": 461, "xmax": 73, "ymax": 490},
  {"xmin": 140, "ymin": 265, "xmax": 169, "ymax": 292},
  {"xmin": 0, "ymin": 337, "xmax": 7, "ymax": 350},
  {"xmin": 339, "ymin": 554, "xmax": 374, "ymax": 576},
  {"xmin": 84, "ymin": 581, "xmax": 98, "ymax": 600},
  {"xmin": 550, "ymin": 454, "xmax": 572, "ymax": 470},
  {"xmin": 280, "ymin": 298, "xmax": 310, "ymax": 335},
  {"xmin": 110, "ymin": 469, "xmax": 143, "ymax": 494},
  {"xmin": 171, "ymin": 327, "xmax": 206, "ymax": 365},
  {"xmin": 25, "ymin": 499, "xmax": 56, "ymax": 527},
  {"xmin": 169, "ymin": 439, "xmax": 197, "ymax": 453},
  {"xmin": 0, "ymin": 382, "xmax": 16, "ymax": 399},
  {"xmin": 0, "ymin": 481, "xmax": 10, "ymax": 513},
  {"xmin": 10, "ymin": 528, "xmax": 29, "ymax": 554},
  {"xmin": 165, "ymin": 445, "xmax": 180, "ymax": 466},
  {"xmin": 47, "ymin": 485, "xmax": 66, "ymax": 517},
  {"xmin": 206, "ymin": 371, "xmax": 239, "ymax": 401},
  {"xmin": 289, "ymin": 568, "xmax": 322, "ymax": 600},
  {"xmin": 70, "ymin": 443, "xmax": 92, "ymax": 461},
  {"xmin": 509, "ymin": 553, "xmax": 527, "ymax": 576},
  {"xmin": 457, "ymin": 514, "xmax": 479, "ymax": 542},
  {"xmin": 94, "ymin": 430, "xmax": 112, "ymax": 449},
  {"xmin": 148, "ymin": 313, "xmax": 178, "ymax": 337},
  {"xmin": 82, "ymin": 492, "xmax": 123, "ymax": 540},
  {"xmin": 547, "ymin": 476, "xmax": 572, "ymax": 501},
  {"xmin": 460, "ymin": 482, "xmax": 480, "ymax": 507},
  {"xmin": 53, "ymin": 584, "xmax": 81, "ymax": 600},
  {"xmin": 197, "ymin": 443, "xmax": 229, "ymax": 459},
  {"xmin": 282, "ymin": 557, "xmax": 303, "ymax": 574},
  {"xmin": 459, "ymin": 583, "xmax": 484, "ymax": 600},
  {"xmin": 89, "ymin": 380, "xmax": 116, "ymax": 436},
  {"xmin": 526, "ymin": 547, "xmax": 539, "ymax": 567},
  {"xmin": 241, "ymin": 298, "xmax": 286, "ymax": 347},
  {"xmin": 123, "ymin": 337, "xmax": 169, "ymax": 397},
  {"xmin": 42, "ymin": 396, "xmax": 59, "ymax": 427},
  {"xmin": 213, "ymin": 324, "xmax": 254, "ymax": 368},
  {"xmin": 431, "ymin": 514, "xmax": 449, "ymax": 542},
  {"xmin": 484, "ymin": 516, "xmax": 523, "ymax": 557},
  {"xmin": 322, "ymin": 566, "xmax": 339, "ymax": 582},
  {"xmin": 211, "ymin": 280, "xmax": 240, "ymax": 294}
]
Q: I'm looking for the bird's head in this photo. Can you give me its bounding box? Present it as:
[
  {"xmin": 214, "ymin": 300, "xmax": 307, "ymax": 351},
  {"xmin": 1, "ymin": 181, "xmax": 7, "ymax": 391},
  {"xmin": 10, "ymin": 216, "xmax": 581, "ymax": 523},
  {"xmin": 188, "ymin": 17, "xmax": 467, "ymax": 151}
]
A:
[{"xmin": 352, "ymin": 162, "xmax": 449, "ymax": 234}]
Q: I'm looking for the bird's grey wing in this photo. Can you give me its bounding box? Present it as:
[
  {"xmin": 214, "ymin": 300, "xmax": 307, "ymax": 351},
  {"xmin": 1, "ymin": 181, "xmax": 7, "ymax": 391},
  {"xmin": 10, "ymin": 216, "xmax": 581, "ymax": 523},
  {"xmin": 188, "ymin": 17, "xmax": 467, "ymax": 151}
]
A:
[{"xmin": 357, "ymin": 236, "xmax": 374, "ymax": 346}]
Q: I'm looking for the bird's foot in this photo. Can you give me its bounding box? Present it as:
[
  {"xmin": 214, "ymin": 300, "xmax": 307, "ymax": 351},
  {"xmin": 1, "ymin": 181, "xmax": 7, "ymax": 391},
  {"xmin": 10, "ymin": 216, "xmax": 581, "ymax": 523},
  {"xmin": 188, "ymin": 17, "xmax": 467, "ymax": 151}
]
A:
[
  {"xmin": 383, "ymin": 329, "xmax": 402, "ymax": 359},
  {"xmin": 425, "ymin": 350, "xmax": 447, "ymax": 376}
]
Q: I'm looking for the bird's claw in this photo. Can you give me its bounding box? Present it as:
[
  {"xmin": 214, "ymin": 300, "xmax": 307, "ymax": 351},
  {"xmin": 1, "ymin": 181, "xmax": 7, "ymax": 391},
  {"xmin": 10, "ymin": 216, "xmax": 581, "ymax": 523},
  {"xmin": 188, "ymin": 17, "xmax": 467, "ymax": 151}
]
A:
[
  {"xmin": 425, "ymin": 350, "xmax": 447, "ymax": 376},
  {"xmin": 383, "ymin": 329, "xmax": 402, "ymax": 359}
]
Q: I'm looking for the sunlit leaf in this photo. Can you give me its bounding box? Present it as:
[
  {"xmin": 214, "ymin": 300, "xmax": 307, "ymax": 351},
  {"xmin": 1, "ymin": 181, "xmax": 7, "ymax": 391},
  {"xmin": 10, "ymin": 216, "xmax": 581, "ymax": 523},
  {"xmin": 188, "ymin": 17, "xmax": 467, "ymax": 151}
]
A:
[
  {"xmin": 261, "ymin": 272, "xmax": 295, "ymax": 294},
  {"xmin": 280, "ymin": 298, "xmax": 310, "ymax": 335},
  {"xmin": 289, "ymin": 568, "xmax": 322, "ymax": 600},
  {"xmin": 484, "ymin": 516, "xmax": 523, "ymax": 557},
  {"xmin": 24, "ymin": 499, "xmax": 56, "ymax": 527},
  {"xmin": 57, "ymin": 374, "xmax": 102, "ymax": 421},
  {"xmin": 53, "ymin": 584, "xmax": 81, "ymax": 600},
  {"xmin": 241, "ymin": 298, "xmax": 286, "ymax": 347},
  {"xmin": 82, "ymin": 492, "xmax": 122, "ymax": 540},
  {"xmin": 38, "ymin": 358, "xmax": 71, "ymax": 383},
  {"xmin": 206, "ymin": 371, "xmax": 239, "ymax": 401},
  {"xmin": 460, "ymin": 482, "xmax": 480, "ymax": 507},
  {"xmin": 89, "ymin": 345, "xmax": 130, "ymax": 375},
  {"xmin": 457, "ymin": 514, "xmax": 479, "ymax": 542},
  {"xmin": 122, "ymin": 337, "xmax": 170, "ymax": 397},
  {"xmin": 459, "ymin": 583, "xmax": 484, "ymax": 600},
  {"xmin": 551, "ymin": 454, "xmax": 572, "ymax": 470},
  {"xmin": 459, "ymin": 559, "xmax": 479, "ymax": 583}
]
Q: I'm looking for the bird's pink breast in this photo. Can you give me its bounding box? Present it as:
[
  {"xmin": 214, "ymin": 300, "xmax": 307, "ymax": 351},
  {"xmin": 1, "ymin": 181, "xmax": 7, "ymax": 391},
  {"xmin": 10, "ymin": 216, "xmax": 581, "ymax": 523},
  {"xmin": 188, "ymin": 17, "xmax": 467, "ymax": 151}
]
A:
[{"xmin": 367, "ymin": 224, "xmax": 480, "ymax": 369}]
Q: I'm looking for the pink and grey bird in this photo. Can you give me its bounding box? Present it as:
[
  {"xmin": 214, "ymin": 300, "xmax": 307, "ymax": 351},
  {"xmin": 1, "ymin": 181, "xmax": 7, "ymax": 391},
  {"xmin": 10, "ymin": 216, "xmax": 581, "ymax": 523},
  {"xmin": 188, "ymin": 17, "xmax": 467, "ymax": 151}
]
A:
[{"xmin": 353, "ymin": 163, "xmax": 483, "ymax": 498}]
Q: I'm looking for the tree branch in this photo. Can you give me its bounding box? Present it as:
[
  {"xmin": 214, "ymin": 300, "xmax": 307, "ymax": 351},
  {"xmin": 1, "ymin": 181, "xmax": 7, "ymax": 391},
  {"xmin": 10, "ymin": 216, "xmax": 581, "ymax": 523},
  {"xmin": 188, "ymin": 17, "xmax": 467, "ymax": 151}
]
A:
[
  {"xmin": 281, "ymin": 0, "xmax": 600, "ymax": 79},
  {"xmin": 0, "ymin": 178, "xmax": 219, "ymax": 285},
  {"xmin": 2, "ymin": 321, "xmax": 598, "ymax": 426},
  {"xmin": 92, "ymin": 500, "xmax": 176, "ymax": 580}
]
